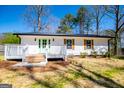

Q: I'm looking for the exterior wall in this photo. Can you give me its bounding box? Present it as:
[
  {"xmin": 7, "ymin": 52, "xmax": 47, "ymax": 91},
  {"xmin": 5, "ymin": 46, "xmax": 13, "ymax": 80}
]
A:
[
  {"xmin": 120, "ymin": 31, "xmax": 124, "ymax": 48},
  {"xmin": 120, "ymin": 31, "xmax": 124, "ymax": 55},
  {"xmin": 19, "ymin": 35, "xmax": 109, "ymax": 56},
  {"xmin": 92, "ymin": 38, "xmax": 108, "ymax": 55},
  {"xmin": 73, "ymin": 37, "xmax": 108, "ymax": 55}
]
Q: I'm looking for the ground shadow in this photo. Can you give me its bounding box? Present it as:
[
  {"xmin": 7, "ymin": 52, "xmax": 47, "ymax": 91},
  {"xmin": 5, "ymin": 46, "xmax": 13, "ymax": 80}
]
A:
[
  {"xmin": 25, "ymin": 67, "xmax": 56, "ymax": 88},
  {"xmin": 71, "ymin": 64, "xmax": 124, "ymax": 88},
  {"xmin": 3, "ymin": 61, "xmax": 124, "ymax": 88}
]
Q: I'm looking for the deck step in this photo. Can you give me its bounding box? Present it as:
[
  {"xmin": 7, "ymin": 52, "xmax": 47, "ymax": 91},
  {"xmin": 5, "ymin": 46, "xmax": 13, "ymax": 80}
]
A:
[{"xmin": 25, "ymin": 54, "xmax": 46, "ymax": 63}]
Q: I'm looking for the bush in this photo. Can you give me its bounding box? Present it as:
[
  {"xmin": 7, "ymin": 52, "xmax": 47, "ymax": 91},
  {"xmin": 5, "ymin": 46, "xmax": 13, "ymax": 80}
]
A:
[
  {"xmin": 68, "ymin": 54, "xmax": 74, "ymax": 58},
  {"xmin": 80, "ymin": 52, "xmax": 87, "ymax": 58},
  {"xmin": 91, "ymin": 51, "xmax": 97, "ymax": 58},
  {"xmin": 100, "ymin": 51, "xmax": 106, "ymax": 57},
  {"xmin": 0, "ymin": 33, "xmax": 20, "ymax": 44},
  {"xmin": 104, "ymin": 51, "xmax": 111, "ymax": 58},
  {"xmin": 113, "ymin": 55, "xmax": 124, "ymax": 59}
]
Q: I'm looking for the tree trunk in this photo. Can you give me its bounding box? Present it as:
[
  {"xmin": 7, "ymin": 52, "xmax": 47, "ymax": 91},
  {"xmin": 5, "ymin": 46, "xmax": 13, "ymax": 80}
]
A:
[
  {"xmin": 96, "ymin": 17, "xmax": 99, "ymax": 35},
  {"xmin": 38, "ymin": 16, "xmax": 41, "ymax": 32},
  {"xmin": 114, "ymin": 5, "xmax": 119, "ymax": 55},
  {"xmin": 80, "ymin": 21, "xmax": 84, "ymax": 34},
  {"xmin": 87, "ymin": 30, "xmax": 89, "ymax": 35},
  {"xmin": 114, "ymin": 33, "xmax": 118, "ymax": 55}
]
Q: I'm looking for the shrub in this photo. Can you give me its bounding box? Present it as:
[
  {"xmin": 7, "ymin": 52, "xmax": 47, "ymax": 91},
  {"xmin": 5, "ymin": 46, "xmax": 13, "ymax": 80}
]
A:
[
  {"xmin": 68, "ymin": 54, "xmax": 74, "ymax": 58},
  {"xmin": 113, "ymin": 55, "xmax": 124, "ymax": 59},
  {"xmin": 91, "ymin": 51, "xmax": 97, "ymax": 58},
  {"xmin": 0, "ymin": 33, "xmax": 20, "ymax": 44},
  {"xmin": 100, "ymin": 51, "xmax": 106, "ymax": 57},
  {"xmin": 104, "ymin": 51, "xmax": 111, "ymax": 58},
  {"xmin": 80, "ymin": 52, "xmax": 87, "ymax": 58}
]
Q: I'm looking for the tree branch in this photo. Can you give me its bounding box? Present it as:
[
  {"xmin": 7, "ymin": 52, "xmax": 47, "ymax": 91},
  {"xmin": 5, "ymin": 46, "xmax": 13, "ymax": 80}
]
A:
[
  {"xmin": 118, "ymin": 14, "xmax": 124, "ymax": 22},
  {"xmin": 118, "ymin": 22, "xmax": 124, "ymax": 32}
]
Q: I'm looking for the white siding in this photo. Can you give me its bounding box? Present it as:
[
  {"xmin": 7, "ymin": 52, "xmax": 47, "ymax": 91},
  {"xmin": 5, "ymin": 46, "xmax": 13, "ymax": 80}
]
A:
[
  {"xmin": 93, "ymin": 38, "xmax": 108, "ymax": 55},
  {"xmin": 19, "ymin": 35, "xmax": 109, "ymax": 56}
]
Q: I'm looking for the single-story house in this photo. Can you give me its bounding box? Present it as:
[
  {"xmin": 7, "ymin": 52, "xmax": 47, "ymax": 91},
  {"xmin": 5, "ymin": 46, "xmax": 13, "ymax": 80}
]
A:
[{"xmin": 4, "ymin": 32, "xmax": 114, "ymax": 61}]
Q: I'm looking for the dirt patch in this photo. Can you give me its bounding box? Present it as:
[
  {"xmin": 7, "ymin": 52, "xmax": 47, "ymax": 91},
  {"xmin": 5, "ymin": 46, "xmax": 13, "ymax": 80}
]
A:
[
  {"xmin": 0, "ymin": 61, "xmax": 69, "ymax": 73},
  {"xmin": 0, "ymin": 61, "xmax": 17, "ymax": 68}
]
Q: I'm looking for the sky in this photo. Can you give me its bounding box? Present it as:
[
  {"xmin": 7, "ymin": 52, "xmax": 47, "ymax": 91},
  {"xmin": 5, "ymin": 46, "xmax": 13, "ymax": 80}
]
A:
[{"xmin": 0, "ymin": 5, "xmax": 115, "ymax": 34}]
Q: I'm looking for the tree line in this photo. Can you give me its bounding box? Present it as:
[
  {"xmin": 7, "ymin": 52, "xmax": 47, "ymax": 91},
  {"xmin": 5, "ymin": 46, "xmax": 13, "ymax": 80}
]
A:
[
  {"xmin": 57, "ymin": 6, "xmax": 106, "ymax": 35},
  {"xmin": 24, "ymin": 5, "xmax": 124, "ymax": 55}
]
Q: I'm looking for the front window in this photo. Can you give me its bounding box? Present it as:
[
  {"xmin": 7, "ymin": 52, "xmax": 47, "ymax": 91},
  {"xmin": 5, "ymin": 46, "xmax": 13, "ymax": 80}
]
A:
[
  {"xmin": 66, "ymin": 39, "xmax": 72, "ymax": 49},
  {"xmin": 84, "ymin": 40, "xmax": 94, "ymax": 49}
]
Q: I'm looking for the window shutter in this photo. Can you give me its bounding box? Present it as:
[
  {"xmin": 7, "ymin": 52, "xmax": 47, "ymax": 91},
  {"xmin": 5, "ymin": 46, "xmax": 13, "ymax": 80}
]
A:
[
  {"xmin": 72, "ymin": 39, "xmax": 75, "ymax": 49},
  {"xmin": 84, "ymin": 39, "xmax": 86, "ymax": 49},
  {"xmin": 91, "ymin": 40, "xmax": 94, "ymax": 49},
  {"xmin": 64, "ymin": 39, "xmax": 66, "ymax": 45}
]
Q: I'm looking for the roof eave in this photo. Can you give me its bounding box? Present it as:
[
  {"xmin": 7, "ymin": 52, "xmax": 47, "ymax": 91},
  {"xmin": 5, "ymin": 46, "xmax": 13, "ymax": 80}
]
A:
[{"xmin": 13, "ymin": 33, "xmax": 115, "ymax": 38}]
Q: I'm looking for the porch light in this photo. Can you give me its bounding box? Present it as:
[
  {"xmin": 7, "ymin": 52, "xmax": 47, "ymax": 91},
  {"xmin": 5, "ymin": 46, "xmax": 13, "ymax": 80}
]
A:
[{"xmin": 34, "ymin": 38, "xmax": 37, "ymax": 41}]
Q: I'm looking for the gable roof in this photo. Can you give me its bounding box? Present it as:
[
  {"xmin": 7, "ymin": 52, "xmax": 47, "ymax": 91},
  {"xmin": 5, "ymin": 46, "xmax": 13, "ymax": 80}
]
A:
[{"xmin": 14, "ymin": 32, "xmax": 114, "ymax": 38}]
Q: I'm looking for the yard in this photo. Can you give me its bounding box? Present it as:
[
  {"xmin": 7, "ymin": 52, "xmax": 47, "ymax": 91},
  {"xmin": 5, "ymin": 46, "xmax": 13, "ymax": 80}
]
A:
[
  {"xmin": 0, "ymin": 57, "xmax": 124, "ymax": 88},
  {"xmin": 0, "ymin": 55, "xmax": 4, "ymax": 61}
]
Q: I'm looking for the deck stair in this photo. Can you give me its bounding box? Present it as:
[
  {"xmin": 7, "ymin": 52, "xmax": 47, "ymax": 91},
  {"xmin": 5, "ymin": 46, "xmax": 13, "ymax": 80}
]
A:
[
  {"xmin": 13, "ymin": 53, "xmax": 48, "ymax": 67},
  {"xmin": 25, "ymin": 53, "xmax": 46, "ymax": 63}
]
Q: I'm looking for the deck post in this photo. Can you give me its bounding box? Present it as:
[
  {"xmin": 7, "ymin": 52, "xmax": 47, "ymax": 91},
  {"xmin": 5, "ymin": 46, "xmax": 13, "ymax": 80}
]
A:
[
  {"xmin": 64, "ymin": 56, "xmax": 68, "ymax": 61},
  {"xmin": 4, "ymin": 44, "xmax": 7, "ymax": 60},
  {"xmin": 63, "ymin": 45, "xmax": 67, "ymax": 61},
  {"xmin": 45, "ymin": 48, "xmax": 48, "ymax": 63}
]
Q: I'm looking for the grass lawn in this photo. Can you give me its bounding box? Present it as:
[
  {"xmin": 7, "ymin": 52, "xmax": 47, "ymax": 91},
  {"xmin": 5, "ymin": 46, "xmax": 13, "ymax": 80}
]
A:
[
  {"xmin": 0, "ymin": 55, "xmax": 4, "ymax": 61},
  {"xmin": 0, "ymin": 57, "xmax": 124, "ymax": 88}
]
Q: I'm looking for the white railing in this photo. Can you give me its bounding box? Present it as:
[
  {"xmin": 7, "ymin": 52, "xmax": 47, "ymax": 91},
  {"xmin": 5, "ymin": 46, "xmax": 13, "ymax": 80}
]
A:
[
  {"xmin": 4, "ymin": 44, "xmax": 24, "ymax": 60},
  {"xmin": 4, "ymin": 44, "xmax": 67, "ymax": 60},
  {"xmin": 48, "ymin": 46, "xmax": 66, "ymax": 55}
]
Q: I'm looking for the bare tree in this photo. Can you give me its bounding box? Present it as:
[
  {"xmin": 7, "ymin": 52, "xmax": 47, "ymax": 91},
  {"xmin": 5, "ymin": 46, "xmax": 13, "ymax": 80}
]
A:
[
  {"xmin": 85, "ymin": 12, "xmax": 93, "ymax": 35},
  {"xmin": 24, "ymin": 5, "xmax": 49, "ymax": 32},
  {"xmin": 91, "ymin": 5, "xmax": 106, "ymax": 35},
  {"xmin": 105, "ymin": 5, "xmax": 124, "ymax": 55}
]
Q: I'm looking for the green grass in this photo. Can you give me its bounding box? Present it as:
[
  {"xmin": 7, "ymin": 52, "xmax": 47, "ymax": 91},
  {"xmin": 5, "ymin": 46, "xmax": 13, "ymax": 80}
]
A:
[
  {"xmin": 30, "ymin": 70, "xmax": 83, "ymax": 88},
  {"xmin": 102, "ymin": 68, "xmax": 122, "ymax": 78},
  {"xmin": 31, "ymin": 78, "xmax": 67, "ymax": 88},
  {"xmin": 113, "ymin": 55, "xmax": 124, "ymax": 60},
  {"xmin": 31, "ymin": 82, "xmax": 47, "ymax": 88},
  {"xmin": 0, "ymin": 55, "xmax": 4, "ymax": 61}
]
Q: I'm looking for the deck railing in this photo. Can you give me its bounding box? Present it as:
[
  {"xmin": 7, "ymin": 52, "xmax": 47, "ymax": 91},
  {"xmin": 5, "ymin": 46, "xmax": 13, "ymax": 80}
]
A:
[
  {"xmin": 4, "ymin": 44, "xmax": 24, "ymax": 60},
  {"xmin": 4, "ymin": 44, "xmax": 67, "ymax": 60}
]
